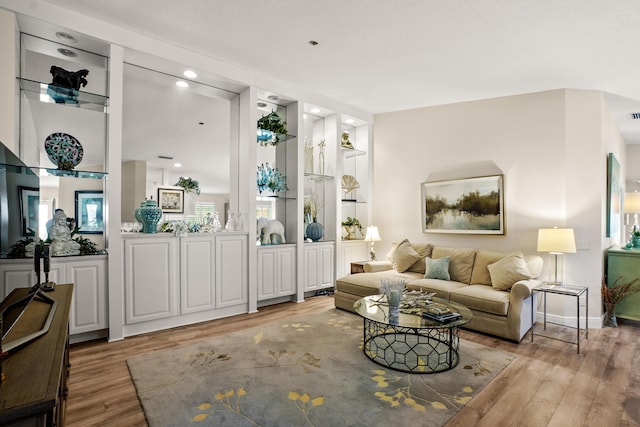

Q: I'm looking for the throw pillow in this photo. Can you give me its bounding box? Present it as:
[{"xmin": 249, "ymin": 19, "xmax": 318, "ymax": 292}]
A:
[
  {"xmin": 388, "ymin": 239, "xmax": 422, "ymax": 272},
  {"xmin": 487, "ymin": 254, "xmax": 532, "ymax": 290},
  {"xmin": 424, "ymin": 256, "xmax": 451, "ymax": 280}
]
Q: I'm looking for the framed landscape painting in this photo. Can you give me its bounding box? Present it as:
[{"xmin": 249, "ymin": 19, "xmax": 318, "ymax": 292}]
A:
[
  {"xmin": 75, "ymin": 190, "xmax": 104, "ymax": 234},
  {"xmin": 158, "ymin": 188, "xmax": 184, "ymax": 213},
  {"xmin": 422, "ymin": 175, "xmax": 504, "ymax": 234}
]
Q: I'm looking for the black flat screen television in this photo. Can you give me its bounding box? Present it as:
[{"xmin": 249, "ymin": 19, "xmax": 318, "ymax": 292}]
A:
[{"xmin": 0, "ymin": 141, "xmax": 39, "ymax": 258}]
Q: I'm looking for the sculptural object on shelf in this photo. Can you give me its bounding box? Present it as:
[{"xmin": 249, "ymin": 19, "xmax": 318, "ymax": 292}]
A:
[
  {"xmin": 341, "ymin": 174, "xmax": 360, "ymax": 201},
  {"xmin": 257, "ymin": 217, "xmax": 286, "ymax": 245},
  {"xmin": 341, "ymin": 131, "xmax": 354, "ymax": 149},
  {"xmin": 49, "ymin": 210, "xmax": 81, "ymax": 256},
  {"xmin": 48, "ymin": 66, "xmax": 90, "ymax": 104},
  {"xmin": 50, "ymin": 66, "xmax": 90, "ymax": 90}
]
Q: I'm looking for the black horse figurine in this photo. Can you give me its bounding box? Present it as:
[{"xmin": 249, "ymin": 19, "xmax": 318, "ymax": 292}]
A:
[{"xmin": 49, "ymin": 66, "xmax": 89, "ymax": 90}]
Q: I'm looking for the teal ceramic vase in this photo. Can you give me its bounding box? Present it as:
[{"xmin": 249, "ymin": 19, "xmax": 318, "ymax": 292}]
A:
[
  {"xmin": 134, "ymin": 199, "xmax": 162, "ymax": 233},
  {"xmin": 633, "ymin": 236, "xmax": 640, "ymax": 248},
  {"xmin": 306, "ymin": 218, "xmax": 324, "ymax": 242}
]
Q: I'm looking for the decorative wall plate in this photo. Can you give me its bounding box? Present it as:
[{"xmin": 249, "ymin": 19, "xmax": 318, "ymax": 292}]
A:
[{"xmin": 44, "ymin": 132, "xmax": 84, "ymax": 170}]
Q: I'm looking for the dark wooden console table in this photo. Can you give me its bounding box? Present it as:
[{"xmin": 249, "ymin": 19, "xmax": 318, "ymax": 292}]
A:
[{"xmin": 0, "ymin": 284, "xmax": 73, "ymax": 426}]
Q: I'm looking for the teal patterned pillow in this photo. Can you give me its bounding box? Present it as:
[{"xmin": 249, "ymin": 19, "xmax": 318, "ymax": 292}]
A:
[{"xmin": 424, "ymin": 256, "xmax": 451, "ymax": 280}]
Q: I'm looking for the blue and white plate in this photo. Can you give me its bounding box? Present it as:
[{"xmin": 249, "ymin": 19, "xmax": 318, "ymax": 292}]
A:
[{"xmin": 44, "ymin": 132, "xmax": 83, "ymax": 170}]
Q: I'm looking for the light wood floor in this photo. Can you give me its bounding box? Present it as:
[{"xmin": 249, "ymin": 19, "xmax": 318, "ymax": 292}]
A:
[{"xmin": 66, "ymin": 295, "xmax": 640, "ymax": 427}]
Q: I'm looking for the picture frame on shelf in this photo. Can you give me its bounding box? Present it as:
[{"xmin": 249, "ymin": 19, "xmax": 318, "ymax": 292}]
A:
[
  {"xmin": 421, "ymin": 174, "xmax": 504, "ymax": 235},
  {"xmin": 19, "ymin": 186, "xmax": 39, "ymax": 236},
  {"xmin": 75, "ymin": 190, "xmax": 104, "ymax": 234},
  {"xmin": 158, "ymin": 188, "xmax": 184, "ymax": 213}
]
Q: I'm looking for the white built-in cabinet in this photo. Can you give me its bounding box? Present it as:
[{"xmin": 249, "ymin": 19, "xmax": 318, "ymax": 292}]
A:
[
  {"xmin": 257, "ymin": 245, "xmax": 296, "ymax": 300},
  {"xmin": 0, "ymin": 255, "xmax": 108, "ymax": 341},
  {"xmin": 122, "ymin": 233, "xmax": 247, "ymax": 337}
]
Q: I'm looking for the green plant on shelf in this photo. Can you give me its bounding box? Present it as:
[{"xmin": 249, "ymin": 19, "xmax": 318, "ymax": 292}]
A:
[
  {"xmin": 257, "ymin": 111, "xmax": 288, "ymax": 146},
  {"xmin": 341, "ymin": 216, "xmax": 363, "ymax": 232},
  {"xmin": 175, "ymin": 176, "xmax": 201, "ymax": 195}
]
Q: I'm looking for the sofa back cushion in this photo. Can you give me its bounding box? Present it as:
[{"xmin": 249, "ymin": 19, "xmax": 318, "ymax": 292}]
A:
[
  {"xmin": 470, "ymin": 250, "xmax": 509, "ymax": 285},
  {"xmin": 387, "ymin": 239, "xmax": 422, "ymax": 272},
  {"xmin": 487, "ymin": 252, "xmax": 532, "ymax": 290},
  {"xmin": 431, "ymin": 246, "xmax": 476, "ymax": 284},
  {"xmin": 406, "ymin": 243, "xmax": 433, "ymax": 273}
]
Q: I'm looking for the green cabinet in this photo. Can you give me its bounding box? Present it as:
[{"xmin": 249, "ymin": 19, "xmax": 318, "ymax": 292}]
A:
[{"xmin": 606, "ymin": 247, "xmax": 640, "ymax": 321}]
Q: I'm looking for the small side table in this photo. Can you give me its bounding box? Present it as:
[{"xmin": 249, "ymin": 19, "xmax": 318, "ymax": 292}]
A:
[
  {"xmin": 350, "ymin": 261, "xmax": 369, "ymax": 274},
  {"xmin": 530, "ymin": 284, "xmax": 588, "ymax": 354}
]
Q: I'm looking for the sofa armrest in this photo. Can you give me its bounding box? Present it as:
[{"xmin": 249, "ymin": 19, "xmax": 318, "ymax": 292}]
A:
[
  {"xmin": 511, "ymin": 279, "xmax": 544, "ymax": 300},
  {"xmin": 363, "ymin": 261, "xmax": 393, "ymax": 273}
]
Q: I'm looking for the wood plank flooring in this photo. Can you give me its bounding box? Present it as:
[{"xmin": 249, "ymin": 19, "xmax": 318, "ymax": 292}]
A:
[{"xmin": 65, "ymin": 295, "xmax": 640, "ymax": 427}]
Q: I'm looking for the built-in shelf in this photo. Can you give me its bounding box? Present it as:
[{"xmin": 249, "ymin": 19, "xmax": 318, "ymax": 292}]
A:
[
  {"xmin": 34, "ymin": 167, "xmax": 107, "ymax": 179},
  {"xmin": 18, "ymin": 77, "xmax": 108, "ymax": 110},
  {"xmin": 304, "ymin": 173, "xmax": 335, "ymax": 181},
  {"xmin": 341, "ymin": 199, "xmax": 366, "ymax": 204},
  {"xmin": 342, "ymin": 148, "xmax": 366, "ymax": 158}
]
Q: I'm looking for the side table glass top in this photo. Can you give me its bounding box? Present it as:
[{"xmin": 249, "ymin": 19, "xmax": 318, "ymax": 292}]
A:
[{"xmin": 353, "ymin": 294, "xmax": 473, "ymax": 329}]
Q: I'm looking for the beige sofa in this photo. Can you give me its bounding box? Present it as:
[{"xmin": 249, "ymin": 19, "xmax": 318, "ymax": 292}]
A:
[{"xmin": 335, "ymin": 239, "xmax": 544, "ymax": 342}]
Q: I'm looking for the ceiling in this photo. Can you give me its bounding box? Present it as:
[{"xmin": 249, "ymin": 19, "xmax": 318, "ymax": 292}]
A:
[
  {"xmin": 40, "ymin": 0, "xmax": 640, "ymax": 128},
  {"xmin": 12, "ymin": 0, "xmax": 640, "ymax": 191}
]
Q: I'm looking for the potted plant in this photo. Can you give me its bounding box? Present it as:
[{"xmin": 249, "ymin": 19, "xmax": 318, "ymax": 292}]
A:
[
  {"xmin": 175, "ymin": 176, "xmax": 201, "ymax": 195},
  {"xmin": 257, "ymin": 111, "xmax": 289, "ymax": 146},
  {"xmin": 341, "ymin": 216, "xmax": 362, "ymax": 240},
  {"xmin": 602, "ymin": 276, "xmax": 640, "ymax": 327}
]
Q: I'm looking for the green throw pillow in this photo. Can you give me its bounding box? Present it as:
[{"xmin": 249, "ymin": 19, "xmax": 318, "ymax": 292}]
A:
[{"xmin": 424, "ymin": 256, "xmax": 451, "ymax": 280}]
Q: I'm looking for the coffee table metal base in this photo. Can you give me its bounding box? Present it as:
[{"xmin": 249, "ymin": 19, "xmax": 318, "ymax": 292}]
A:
[{"xmin": 362, "ymin": 317, "xmax": 461, "ymax": 374}]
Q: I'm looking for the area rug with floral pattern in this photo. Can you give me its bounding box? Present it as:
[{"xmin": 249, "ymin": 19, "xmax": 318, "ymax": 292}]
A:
[{"xmin": 127, "ymin": 307, "xmax": 515, "ymax": 426}]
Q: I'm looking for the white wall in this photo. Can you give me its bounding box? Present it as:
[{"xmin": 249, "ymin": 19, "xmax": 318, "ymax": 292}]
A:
[{"xmin": 373, "ymin": 89, "xmax": 624, "ymax": 321}]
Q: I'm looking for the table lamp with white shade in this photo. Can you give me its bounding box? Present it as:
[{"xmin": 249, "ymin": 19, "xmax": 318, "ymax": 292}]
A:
[
  {"xmin": 364, "ymin": 226, "xmax": 382, "ymax": 261},
  {"xmin": 623, "ymin": 191, "xmax": 640, "ymax": 245},
  {"xmin": 537, "ymin": 226, "xmax": 576, "ymax": 286}
]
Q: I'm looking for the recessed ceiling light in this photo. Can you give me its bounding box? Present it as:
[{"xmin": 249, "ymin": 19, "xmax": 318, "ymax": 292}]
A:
[
  {"xmin": 55, "ymin": 32, "xmax": 77, "ymax": 43},
  {"xmin": 257, "ymin": 102, "xmax": 268, "ymax": 108},
  {"xmin": 176, "ymin": 81, "xmax": 189, "ymax": 88},
  {"xmin": 311, "ymin": 108, "xmax": 321, "ymax": 114},
  {"xmin": 345, "ymin": 118, "xmax": 355, "ymax": 124},
  {"xmin": 174, "ymin": 163, "xmax": 182, "ymax": 168},
  {"xmin": 57, "ymin": 48, "xmax": 77, "ymax": 57},
  {"xmin": 183, "ymin": 70, "xmax": 197, "ymax": 79},
  {"xmin": 267, "ymin": 95, "xmax": 279, "ymax": 102}
]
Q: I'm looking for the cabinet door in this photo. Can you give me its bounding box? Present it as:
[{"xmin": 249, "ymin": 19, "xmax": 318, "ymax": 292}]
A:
[
  {"xmin": 215, "ymin": 235, "xmax": 248, "ymax": 308},
  {"xmin": 181, "ymin": 237, "xmax": 216, "ymax": 314},
  {"xmin": 124, "ymin": 237, "xmax": 179, "ymax": 324},
  {"xmin": 258, "ymin": 246, "xmax": 296, "ymax": 300},
  {"xmin": 0, "ymin": 260, "xmax": 64, "ymax": 299},
  {"xmin": 607, "ymin": 249, "xmax": 640, "ymax": 320},
  {"xmin": 67, "ymin": 258, "xmax": 107, "ymax": 334},
  {"xmin": 338, "ymin": 241, "xmax": 368, "ymax": 277},
  {"xmin": 304, "ymin": 243, "xmax": 334, "ymax": 291}
]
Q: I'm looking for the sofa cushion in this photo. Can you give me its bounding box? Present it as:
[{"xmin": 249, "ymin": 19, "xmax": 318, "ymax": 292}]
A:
[
  {"xmin": 424, "ymin": 256, "xmax": 451, "ymax": 280},
  {"xmin": 431, "ymin": 247, "xmax": 476, "ymax": 284},
  {"xmin": 388, "ymin": 239, "xmax": 423, "ymax": 272},
  {"xmin": 335, "ymin": 270, "xmax": 423, "ymax": 297},
  {"xmin": 407, "ymin": 279, "xmax": 468, "ymax": 300},
  {"xmin": 487, "ymin": 253, "xmax": 531, "ymax": 290},
  {"xmin": 470, "ymin": 250, "xmax": 509, "ymax": 286},
  {"xmin": 406, "ymin": 243, "xmax": 433, "ymax": 274},
  {"xmin": 524, "ymin": 255, "xmax": 544, "ymax": 279},
  {"xmin": 449, "ymin": 285, "xmax": 510, "ymax": 316}
]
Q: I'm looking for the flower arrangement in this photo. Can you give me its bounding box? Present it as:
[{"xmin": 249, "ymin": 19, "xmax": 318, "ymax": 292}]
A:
[
  {"xmin": 257, "ymin": 111, "xmax": 288, "ymax": 146},
  {"xmin": 175, "ymin": 176, "xmax": 201, "ymax": 195},
  {"xmin": 601, "ymin": 276, "xmax": 640, "ymax": 327},
  {"xmin": 159, "ymin": 220, "xmax": 189, "ymax": 237},
  {"xmin": 257, "ymin": 163, "xmax": 288, "ymax": 194}
]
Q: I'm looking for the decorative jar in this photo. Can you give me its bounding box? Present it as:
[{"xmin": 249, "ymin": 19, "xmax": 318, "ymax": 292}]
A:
[
  {"xmin": 306, "ymin": 218, "xmax": 324, "ymax": 242},
  {"xmin": 134, "ymin": 199, "xmax": 162, "ymax": 233}
]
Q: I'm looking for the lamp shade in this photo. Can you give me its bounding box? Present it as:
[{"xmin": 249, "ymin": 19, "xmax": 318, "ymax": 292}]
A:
[
  {"xmin": 364, "ymin": 226, "xmax": 382, "ymax": 242},
  {"xmin": 624, "ymin": 192, "xmax": 640, "ymax": 214},
  {"xmin": 537, "ymin": 227, "xmax": 576, "ymax": 254}
]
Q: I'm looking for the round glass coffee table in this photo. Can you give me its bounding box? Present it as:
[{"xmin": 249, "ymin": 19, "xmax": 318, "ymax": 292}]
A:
[{"xmin": 353, "ymin": 295, "xmax": 473, "ymax": 374}]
